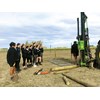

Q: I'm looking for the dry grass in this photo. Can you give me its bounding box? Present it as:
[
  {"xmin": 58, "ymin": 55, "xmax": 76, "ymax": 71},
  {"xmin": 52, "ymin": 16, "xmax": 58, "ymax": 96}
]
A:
[
  {"xmin": 0, "ymin": 49, "xmax": 99, "ymax": 87},
  {"xmin": 0, "ymin": 49, "xmax": 72, "ymax": 87}
]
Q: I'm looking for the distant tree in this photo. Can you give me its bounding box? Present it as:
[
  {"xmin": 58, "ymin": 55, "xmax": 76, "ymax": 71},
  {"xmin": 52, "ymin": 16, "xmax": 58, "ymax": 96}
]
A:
[
  {"xmin": 25, "ymin": 40, "xmax": 43, "ymax": 46},
  {"xmin": 37, "ymin": 40, "xmax": 42, "ymax": 45},
  {"xmin": 25, "ymin": 41, "xmax": 29, "ymax": 46}
]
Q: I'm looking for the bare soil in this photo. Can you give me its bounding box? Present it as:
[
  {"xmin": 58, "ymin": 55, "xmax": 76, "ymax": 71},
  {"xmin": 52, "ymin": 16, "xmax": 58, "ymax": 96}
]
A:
[{"xmin": 0, "ymin": 49, "xmax": 100, "ymax": 87}]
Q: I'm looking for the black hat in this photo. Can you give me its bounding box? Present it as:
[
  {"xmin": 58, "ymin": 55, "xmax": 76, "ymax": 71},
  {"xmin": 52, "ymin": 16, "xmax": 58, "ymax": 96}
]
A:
[
  {"xmin": 74, "ymin": 41, "xmax": 77, "ymax": 44},
  {"xmin": 9, "ymin": 42, "xmax": 16, "ymax": 47},
  {"xmin": 17, "ymin": 43, "xmax": 20, "ymax": 46}
]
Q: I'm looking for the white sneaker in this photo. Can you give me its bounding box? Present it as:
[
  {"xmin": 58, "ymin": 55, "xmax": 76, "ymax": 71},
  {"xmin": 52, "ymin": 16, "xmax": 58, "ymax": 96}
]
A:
[
  {"xmin": 34, "ymin": 64, "xmax": 37, "ymax": 67},
  {"xmin": 23, "ymin": 66, "xmax": 25, "ymax": 68},
  {"xmin": 23, "ymin": 66, "xmax": 27, "ymax": 69}
]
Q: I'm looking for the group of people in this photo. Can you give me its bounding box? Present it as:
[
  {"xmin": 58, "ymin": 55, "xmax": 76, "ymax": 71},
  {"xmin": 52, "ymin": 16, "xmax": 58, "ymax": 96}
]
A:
[
  {"xmin": 21, "ymin": 43, "xmax": 43, "ymax": 68},
  {"xmin": 7, "ymin": 42, "xmax": 44, "ymax": 81}
]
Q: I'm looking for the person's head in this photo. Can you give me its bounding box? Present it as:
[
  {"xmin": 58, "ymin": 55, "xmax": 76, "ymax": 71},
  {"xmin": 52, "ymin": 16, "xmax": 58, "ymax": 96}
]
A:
[
  {"xmin": 74, "ymin": 41, "xmax": 77, "ymax": 44},
  {"xmin": 98, "ymin": 40, "xmax": 100, "ymax": 45},
  {"xmin": 26, "ymin": 46, "xmax": 29, "ymax": 50},
  {"xmin": 36, "ymin": 45, "xmax": 39, "ymax": 48},
  {"xmin": 17, "ymin": 43, "xmax": 21, "ymax": 48},
  {"xmin": 9, "ymin": 42, "xmax": 16, "ymax": 48},
  {"xmin": 33, "ymin": 42, "xmax": 36, "ymax": 47},
  {"xmin": 30, "ymin": 45, "xmax": 32, "ymax": 49},
  {"xmin": 21, "ymin": 44, "xmax": 25, "ymax": 48}
]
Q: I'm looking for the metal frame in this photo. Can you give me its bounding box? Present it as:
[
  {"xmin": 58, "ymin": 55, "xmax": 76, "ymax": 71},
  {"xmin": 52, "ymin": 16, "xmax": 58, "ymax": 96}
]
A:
[{"xmin": 77, "ymin": 12, "xmax": 91, "ymax": 66}]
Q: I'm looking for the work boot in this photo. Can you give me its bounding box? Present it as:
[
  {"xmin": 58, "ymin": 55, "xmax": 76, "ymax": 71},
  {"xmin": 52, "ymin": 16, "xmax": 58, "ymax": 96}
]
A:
[
  {"xmin": 10, "ymin": 75, "xmax": 19, "ymax": 82},
  {"xmin": 16, "ymin": 69, "xmax": 21, "ymax": 73},
  {"xmin": 36, "ymin": 62, "xmax": 39, "ymax": 66},
  {"xmin": 10, "ymin": 76, "xmax": 14, "ymax": 81},
  {"xmin": 39, "ymin": 62, "xmax": 42, "ymax": 65}
]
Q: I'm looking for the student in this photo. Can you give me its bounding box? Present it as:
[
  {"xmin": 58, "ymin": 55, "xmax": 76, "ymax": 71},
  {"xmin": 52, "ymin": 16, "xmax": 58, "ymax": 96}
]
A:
[
  {"xmin": 15, "ymin": 43, "xmax": 21, "ymax": 72},
  {"xmin": 39, "ymin": 44, "xmax": 44, "ymax": 62},
  {"xmin": 94, "ymin": 40, "xmax": 100, "ymax": 68},
  {"xmin": 37, "ymin": 45, "xmax": 42, "ymax": 65},
  {"xmin": 33, "ymin": 44, "xmax": 40, "ymax": 67},
  {"xmin": 71, "ymin": 41, "xmax": 79, "ymax": 64},
  {"xmin": 27, "ymin": 45, "xmax": 33, "ymax": 65},
  {"xmin": 21, "ymin": 44, "xmax": 27, "ymax": 69},
  {"xmin": 26, "ymin": 46, "xmax": 29, "ymax": 65},
  {"xmin": 7, "ymin": 42, "xmax": 18, "ymax": 80},
  {"xmin": 32, "ymin": 42, "xmax": 36, "ymax": 65},
  {"xmin": 26, "ymin": 45, "xmax": 32, "ymax": 66}
]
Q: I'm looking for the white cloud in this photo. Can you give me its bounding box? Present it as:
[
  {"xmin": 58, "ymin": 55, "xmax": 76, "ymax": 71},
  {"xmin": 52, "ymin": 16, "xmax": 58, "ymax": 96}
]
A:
[
  {"xmin": 0, "ymin": 12, "xmax": 78, "ymax": 28},
  {"xmin": 0, "ymin": 0, "xmax": 100, "ymax": 49},
  {"xmin": 0, "ymin": 0, "xmax": 100, "ymax": 12},
  {"xmin": 0, "ymin": 12, "xmax": 100, "ymax": 48},
  {"xmin": 0, "ymin": 38, "xmax": 6, "ymax": 41}
]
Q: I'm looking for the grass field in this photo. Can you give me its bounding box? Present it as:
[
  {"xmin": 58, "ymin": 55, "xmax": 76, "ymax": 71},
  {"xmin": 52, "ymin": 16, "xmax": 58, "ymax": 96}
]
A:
[
  {"xmin": 0, "ymin": 48, "xmax": 100, "ymax": 87},
  {"xmin": 0, "ymin": 49, "xmax": 73, "ymax": 87}
]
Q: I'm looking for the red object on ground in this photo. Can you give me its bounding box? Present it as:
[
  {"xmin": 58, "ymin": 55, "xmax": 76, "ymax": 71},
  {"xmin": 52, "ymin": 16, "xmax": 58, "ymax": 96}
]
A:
[{"xmin": 39, "ymin": 71, "xmax": 49, "ymax": 75}]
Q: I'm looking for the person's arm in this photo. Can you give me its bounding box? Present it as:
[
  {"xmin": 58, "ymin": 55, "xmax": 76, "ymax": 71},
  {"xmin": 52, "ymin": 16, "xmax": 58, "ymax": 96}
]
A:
[{"xmin": 42, "ymin": 48, "xmax": 44, "ymax": 53}]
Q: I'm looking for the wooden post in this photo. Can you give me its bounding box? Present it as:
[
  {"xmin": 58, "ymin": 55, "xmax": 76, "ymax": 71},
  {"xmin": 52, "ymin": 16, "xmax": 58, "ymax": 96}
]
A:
[
  {"xmin": 62, "ymin": 73, "xmax": 98, "ymax": 87},
  {"xmin": 51, "ymin": 65, "xmax": 78, "ymax": 71},
  {"xmin": 50, "ymin": 45, "xmax": 51, "ymax": 54},
  {"xmin": 55, "ymin": 48, "xmax": 56, "ymax": 58},
  {"xmin": 63, "ymin": 76, "xmax": 70, "ymax": 86}
]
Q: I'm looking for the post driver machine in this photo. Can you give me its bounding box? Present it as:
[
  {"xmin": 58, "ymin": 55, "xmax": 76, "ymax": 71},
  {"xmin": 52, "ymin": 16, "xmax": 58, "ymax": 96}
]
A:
[{"xmin": 77, "ymin": 12, "xmax": 92, "ymax": 67}]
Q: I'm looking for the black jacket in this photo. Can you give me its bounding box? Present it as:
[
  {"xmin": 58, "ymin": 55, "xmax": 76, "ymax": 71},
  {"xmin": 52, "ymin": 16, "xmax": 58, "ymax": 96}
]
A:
[
  {"xmin": 96, "ymin": 44, "xmax": 100, "ymax": 59},
  {"xmin": 28, "ymin": 49, "xmax": 33, "ymax": 56},
  {"xmin": 21, "ymin": 48, "xmax": 27, "ymax": 58},
  {"xmin": 26, "ymin": 49, "xmax": 32, "ymax": 58},
  {"xmin": 34, "ymin": 48, "xmax": 40, "ymax": 56},
  {"xmin": 7, "ymin": 47, "xmax": 18, "ymax": 66},
  {"xmin": 39, "ymin": 48, "xmax": 44, "ymax": 53},
  {"xmin": 16, "ymin": 47, "xmax": 21, "ymax": 59},
  {"xmin": 71, "ymin": 43, "xmax": 79, "ymax": 56}
]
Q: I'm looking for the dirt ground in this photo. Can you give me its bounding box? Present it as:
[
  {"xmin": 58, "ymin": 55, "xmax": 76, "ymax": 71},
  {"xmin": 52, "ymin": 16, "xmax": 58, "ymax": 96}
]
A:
[{"xmin": 0, "ymin": 49, "xmax": 100, "ymax": 87}]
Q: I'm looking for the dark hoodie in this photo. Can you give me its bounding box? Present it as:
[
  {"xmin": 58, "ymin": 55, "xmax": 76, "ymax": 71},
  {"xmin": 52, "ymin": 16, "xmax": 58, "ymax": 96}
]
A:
[{"xmin": 7, "ymin": 47, "xmax": 18, "ymax": 66}]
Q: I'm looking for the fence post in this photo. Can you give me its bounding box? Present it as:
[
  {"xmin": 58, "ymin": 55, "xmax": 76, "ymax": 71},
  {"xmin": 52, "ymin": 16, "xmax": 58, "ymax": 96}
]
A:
[
  {"xmin": 50, "ymin": 45, "xmax": 51, "ymax": 54},
  {"xmin": 55, "ymin": 48, "xmax": 56, "ymax": 58}
]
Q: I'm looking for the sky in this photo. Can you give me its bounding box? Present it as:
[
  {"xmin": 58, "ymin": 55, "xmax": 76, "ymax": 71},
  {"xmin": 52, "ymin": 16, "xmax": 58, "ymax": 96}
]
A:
[
  {"xmin": 1, "ymin": 0, "xmax": 100, "ymax": 100},
  {"xmin": 0, "ymin": 0, "xmax": 100, "ymax": 48}
]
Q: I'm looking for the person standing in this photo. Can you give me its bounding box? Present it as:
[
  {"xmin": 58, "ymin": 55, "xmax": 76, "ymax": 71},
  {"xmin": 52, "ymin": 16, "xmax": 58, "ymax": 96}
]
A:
[
  {"xmin": 39, "ymin": 44, "xmax": 44, "ymax": 62},
  {"xmin": 94, "ymin": 40, "xmax": 100, "ymax": 68},
  {"xmin": 32, "ymin": 42, "xmax": 36, "ymax": 65},
  {"xmin": 37, "ymin": 45, "xmax": 42, "ymax": 65},
  {"xmin": 15, "ymin": 43, "xmax": 21, "ymax": 72},
  {"xmin": 33, "ymin": 44, "xmax": 40, "ymax": 67},
  {"xmin": 71, "ymin": 41, "xmax": 79, "ymax": 64},
  {"xmin": 27, "ymin": 45, "xmax": 33, "ymax": 65},
  {"xmin": 26, "ymin": 46, "xmax": 32, "ymax": 66},
  {"xmin": 7, "ymin": 42, "xmax": 18, "ymax": 80},
  {"xmin": 21, "ymin": 44, "xmax": 27, "ymax": 69}
]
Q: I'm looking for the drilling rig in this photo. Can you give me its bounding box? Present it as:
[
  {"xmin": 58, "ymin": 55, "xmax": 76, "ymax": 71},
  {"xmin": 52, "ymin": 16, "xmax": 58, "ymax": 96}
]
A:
[
  {"xmin": 77, "ymin": 12, "xmax": 92, "ymax": 67},
  {"xmin": 76, "ymin": 12, "xmax": 100, "ymax": 68}
]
